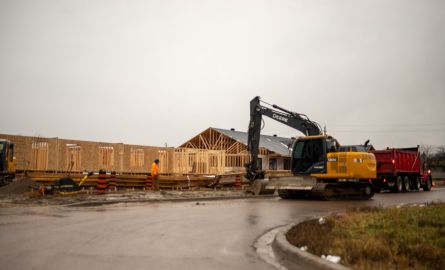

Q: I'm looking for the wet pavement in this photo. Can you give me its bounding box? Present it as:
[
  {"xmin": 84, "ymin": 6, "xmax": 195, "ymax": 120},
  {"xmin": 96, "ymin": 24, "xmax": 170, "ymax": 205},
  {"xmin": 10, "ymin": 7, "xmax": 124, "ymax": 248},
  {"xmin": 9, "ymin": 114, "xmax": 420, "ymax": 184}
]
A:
[{"xmin": 0, "ymin": 188, "xmax": 444, "ymax": 270}]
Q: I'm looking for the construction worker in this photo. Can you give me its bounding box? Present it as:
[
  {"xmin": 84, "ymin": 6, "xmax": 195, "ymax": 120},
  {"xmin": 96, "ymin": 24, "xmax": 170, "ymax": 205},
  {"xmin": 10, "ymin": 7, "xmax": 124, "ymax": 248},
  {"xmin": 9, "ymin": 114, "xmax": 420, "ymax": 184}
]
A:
[{"xmin": 151, "ymin": 159, "xmax": 160, "ymax": 191}]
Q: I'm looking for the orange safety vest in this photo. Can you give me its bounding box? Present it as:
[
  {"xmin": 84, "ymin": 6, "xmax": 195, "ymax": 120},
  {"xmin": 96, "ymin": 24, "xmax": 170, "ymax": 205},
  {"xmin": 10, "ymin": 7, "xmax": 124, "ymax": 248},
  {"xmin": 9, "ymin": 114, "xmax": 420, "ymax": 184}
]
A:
[{"xmin": 151, "ymin": 162, "xmax": 159, "ymax": 177}]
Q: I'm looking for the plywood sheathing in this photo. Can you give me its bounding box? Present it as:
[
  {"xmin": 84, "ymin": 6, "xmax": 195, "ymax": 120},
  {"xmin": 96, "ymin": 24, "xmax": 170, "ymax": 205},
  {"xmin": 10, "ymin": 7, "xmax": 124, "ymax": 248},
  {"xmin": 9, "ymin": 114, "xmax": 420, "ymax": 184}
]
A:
[{"xmin": 0, "ymin": 134, "xmax": 174, "ymax": 173}]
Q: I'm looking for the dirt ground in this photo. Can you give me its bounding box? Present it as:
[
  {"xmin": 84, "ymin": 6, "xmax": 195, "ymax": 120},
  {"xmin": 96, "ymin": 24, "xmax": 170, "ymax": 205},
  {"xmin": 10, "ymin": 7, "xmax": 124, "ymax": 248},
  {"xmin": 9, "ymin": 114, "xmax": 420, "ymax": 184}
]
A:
[
  {"xmin": 0, "ymin": 177, "xmax": 40, "ymax": 194},
  {"xmin": 0, "ymin": 178, "xmax": 252, "ymax": 207}
]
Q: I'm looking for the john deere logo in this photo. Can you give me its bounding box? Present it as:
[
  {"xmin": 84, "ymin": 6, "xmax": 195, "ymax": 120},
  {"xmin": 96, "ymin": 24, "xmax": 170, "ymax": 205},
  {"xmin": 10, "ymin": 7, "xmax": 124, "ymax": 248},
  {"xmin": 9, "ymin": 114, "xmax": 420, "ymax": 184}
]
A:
[{"xmin": 272, "ymin": 113, "xmax": 288, "ymax": 123}]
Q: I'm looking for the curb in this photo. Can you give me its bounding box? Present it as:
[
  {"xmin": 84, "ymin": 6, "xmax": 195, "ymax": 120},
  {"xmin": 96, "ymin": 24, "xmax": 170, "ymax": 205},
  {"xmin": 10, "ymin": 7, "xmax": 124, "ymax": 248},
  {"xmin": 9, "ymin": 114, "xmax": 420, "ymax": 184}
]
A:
[{"xmin": 272, "ymin": 225, "xmax": 353, "ymax": 270}]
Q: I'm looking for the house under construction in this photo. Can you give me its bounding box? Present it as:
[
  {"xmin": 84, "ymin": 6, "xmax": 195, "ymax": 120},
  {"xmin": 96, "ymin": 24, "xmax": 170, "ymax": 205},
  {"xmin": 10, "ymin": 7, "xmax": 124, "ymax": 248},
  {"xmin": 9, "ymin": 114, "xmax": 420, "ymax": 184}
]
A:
[
  {"xmin": 175, "ymin": 127, "xmax": 293, "ymax": 174},
  {"xmin": 0, "ymin": 134, "xmax": 173, "ymax": 174},
  {"xmin": 1, "ymin": 128, "xmax": 293, "ymax": 175}
]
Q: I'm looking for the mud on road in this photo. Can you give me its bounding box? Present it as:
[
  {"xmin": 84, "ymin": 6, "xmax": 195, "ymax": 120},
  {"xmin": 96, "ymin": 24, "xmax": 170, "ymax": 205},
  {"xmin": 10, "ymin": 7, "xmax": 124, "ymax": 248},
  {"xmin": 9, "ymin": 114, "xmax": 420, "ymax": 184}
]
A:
[{"xmin": 0, "ymin": 188, "xmax": 254, "ymax": 208}]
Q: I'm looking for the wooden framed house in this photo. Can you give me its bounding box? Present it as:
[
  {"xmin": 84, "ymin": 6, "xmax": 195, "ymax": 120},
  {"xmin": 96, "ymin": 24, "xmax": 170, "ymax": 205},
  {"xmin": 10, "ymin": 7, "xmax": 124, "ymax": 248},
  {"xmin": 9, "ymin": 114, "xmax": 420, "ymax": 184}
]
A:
[{"xmin": 175, "ymin": 127, "xmax": 294, "ymax": 174}]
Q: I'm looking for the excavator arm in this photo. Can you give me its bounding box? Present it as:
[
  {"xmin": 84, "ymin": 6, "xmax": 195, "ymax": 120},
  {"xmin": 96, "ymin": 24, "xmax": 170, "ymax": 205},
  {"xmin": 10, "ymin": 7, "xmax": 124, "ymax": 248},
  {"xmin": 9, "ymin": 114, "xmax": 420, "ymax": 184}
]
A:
[{"xmin": 245, "ymin": 96, "xmax": 322, "ymax": 181}]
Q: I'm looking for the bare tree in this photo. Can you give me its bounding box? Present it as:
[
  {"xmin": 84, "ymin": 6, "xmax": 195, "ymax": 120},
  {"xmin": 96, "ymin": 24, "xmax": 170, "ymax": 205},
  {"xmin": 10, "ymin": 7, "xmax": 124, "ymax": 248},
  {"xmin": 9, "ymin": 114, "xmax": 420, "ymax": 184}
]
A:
[
  {"xmin": 420, "ymin": 144, "xmax": 436, "ymax": 164},
  {"xmin": 434, "ymin": 146, "xmax": 445, "ymax": 160}
]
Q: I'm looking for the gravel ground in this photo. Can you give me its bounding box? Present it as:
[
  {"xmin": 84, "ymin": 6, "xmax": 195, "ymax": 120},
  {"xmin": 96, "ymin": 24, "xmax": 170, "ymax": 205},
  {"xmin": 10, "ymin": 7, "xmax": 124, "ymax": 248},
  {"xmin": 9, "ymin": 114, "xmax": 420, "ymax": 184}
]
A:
[
  {"xmin": 0, "ymin": 189, "xmax": 253, "ymax": 207},
  {"xmin": 0, "ymin": 176, "xmax": 254, "ymax": 207}
]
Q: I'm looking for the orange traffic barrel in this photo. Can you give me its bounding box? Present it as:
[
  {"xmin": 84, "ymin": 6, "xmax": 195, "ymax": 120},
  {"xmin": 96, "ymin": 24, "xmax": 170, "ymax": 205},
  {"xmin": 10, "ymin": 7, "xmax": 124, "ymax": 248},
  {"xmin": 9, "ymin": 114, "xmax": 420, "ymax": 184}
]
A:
[
  {"xmin": 235, "ymin": 174, "xmax": 242, "ymax": 189},
  {"xmin": 96, "ymin": 169, "xmax": 108, "ymax": 195},
  {"xmin": 39, "ymin": 185, "xmax": 45, "ymax": 195},
  {"xmin": 146, "ymin": 173, "xmax": 153, "ymax": 190},
  {"xmin": 108, "ymin": 171, "xmax": 117, "ymax": 191}
]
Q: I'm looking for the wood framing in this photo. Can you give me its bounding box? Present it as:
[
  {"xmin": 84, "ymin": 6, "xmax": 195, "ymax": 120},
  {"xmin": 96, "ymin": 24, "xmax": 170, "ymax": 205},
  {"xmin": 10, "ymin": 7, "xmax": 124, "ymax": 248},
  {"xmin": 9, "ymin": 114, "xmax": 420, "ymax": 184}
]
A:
[
  {"xmin": 0, "ymin": 133, "xmax": 174, "ymax": 173},
  {"xmin": 1, "ymin": 129, "xmax": 291, "ymax": 175},
  {"xmin": 158, "ymin": 150, "xmax": 169, "ymax": 173},
  {"xmin": 130, "ymin": 148, "xmax": 145, "ymax": 168},
  {"xmin": 31, "ymin": 141, "xmax": 49, "ymax": 170},
  {"xmin": 98, "ymin": 146, "xmax": 114, "ymax": 170},
  {"xmin": 181, "ymin": 128, "xmax": 267, "ymax": 155},
  {"xmin": 173, "ymin": 148, "xmax": 225, "ymax": 174},
  {"xmin": 178, "ymin": 128, "xmax": 291, "ymax": 173},
  {"xmin": 65, "ymin": 144, "xmax": 81, "ymax": 171}
]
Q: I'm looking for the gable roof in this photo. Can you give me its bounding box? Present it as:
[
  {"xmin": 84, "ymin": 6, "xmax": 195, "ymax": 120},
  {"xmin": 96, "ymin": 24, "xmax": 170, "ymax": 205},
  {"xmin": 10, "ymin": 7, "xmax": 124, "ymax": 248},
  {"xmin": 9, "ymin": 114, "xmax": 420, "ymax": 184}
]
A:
[{"xmin": 213, "ymin": 128, "xmax": 294, "ymax": 156}]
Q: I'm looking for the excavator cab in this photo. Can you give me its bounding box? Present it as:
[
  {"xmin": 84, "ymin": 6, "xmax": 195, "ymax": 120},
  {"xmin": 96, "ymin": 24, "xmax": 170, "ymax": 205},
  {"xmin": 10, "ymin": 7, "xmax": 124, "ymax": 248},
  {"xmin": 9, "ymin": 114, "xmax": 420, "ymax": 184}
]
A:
[
  {"xmin": 292, "ymin": 137, "xmax": 325, "ymax": 174},
  {"xmin": 290, "ymin": 135, "xmax": 376, "ymax": 180}
]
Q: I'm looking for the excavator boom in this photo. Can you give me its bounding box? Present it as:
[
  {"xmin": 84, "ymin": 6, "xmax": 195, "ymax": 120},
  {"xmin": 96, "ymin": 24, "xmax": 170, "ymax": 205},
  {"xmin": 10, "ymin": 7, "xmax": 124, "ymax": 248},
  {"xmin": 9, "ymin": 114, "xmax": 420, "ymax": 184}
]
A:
[{"xmin": 246, "ymin": 96, "xmax": 321, "ymax": 180}]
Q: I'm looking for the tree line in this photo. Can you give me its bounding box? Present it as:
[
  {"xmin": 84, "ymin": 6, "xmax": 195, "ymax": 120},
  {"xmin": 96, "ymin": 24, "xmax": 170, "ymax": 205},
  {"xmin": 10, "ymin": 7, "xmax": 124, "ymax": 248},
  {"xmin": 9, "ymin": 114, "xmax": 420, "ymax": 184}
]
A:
[{"xmin": 421, "ymin": 145, "xmax": 445, "ymax": 165}]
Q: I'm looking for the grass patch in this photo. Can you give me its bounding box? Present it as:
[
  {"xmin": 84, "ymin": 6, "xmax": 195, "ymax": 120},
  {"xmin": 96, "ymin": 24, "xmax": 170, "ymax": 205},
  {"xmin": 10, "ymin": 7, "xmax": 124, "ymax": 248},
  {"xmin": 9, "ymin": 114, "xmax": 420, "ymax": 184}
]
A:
[{"xmin": 286, "ymin": 203, "xmax": 445, "ymax": 270}]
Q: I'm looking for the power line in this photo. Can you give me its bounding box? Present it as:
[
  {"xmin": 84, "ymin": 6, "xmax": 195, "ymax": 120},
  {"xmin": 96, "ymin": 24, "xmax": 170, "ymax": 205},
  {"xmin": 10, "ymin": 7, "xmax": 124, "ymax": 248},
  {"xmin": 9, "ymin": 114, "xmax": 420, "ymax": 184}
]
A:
[
  {"xmin": 330, "ymin": 129, "xmax": 445, "ymax": 133},
  {"xmin": 328, "ymin": 123, "xmax": 445, "ymax": 128}
]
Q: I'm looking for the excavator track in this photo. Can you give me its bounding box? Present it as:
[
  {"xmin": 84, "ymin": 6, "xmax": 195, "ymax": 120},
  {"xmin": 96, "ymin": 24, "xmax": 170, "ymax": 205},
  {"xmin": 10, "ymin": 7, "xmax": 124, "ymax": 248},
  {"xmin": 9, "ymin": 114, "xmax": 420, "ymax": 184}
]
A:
[
  {"xmin": 277, "ymin": 189, "xmax": 310, "ymax": 199},
  {"xmin": 310, "ymin": 182, "xmax": 374, "ymax": 200}
]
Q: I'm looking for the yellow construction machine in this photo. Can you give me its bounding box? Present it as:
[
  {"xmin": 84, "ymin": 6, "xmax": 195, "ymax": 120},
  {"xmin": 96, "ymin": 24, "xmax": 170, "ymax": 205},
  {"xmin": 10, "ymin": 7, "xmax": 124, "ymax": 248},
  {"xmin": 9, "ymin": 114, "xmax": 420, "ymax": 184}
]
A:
[
  {"xmin": 0, "ymin": 139, "xmax": 16, "ymax": 186},
  {"xmin": 245, "ymin": 96, "xmax": 376, "ymax": 200}
]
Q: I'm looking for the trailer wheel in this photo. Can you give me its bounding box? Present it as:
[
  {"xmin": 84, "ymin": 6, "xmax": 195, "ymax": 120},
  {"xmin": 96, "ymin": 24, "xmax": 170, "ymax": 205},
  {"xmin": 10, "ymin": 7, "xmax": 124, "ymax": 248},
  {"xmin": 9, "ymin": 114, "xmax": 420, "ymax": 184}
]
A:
[
  {"xmin": 394, "ymin": 176, "xmax": 403, "ymax": 193},
  {"xmin": 423, "ymin": 177, "xmax": 432, "ymax": 192},
  {"xmin": 402, "ymin": 176, "xmax": 410, "ymax": 192},
  {"xmin": 412, "ymin": 177, "xmax": 421, "ymax": 191}
]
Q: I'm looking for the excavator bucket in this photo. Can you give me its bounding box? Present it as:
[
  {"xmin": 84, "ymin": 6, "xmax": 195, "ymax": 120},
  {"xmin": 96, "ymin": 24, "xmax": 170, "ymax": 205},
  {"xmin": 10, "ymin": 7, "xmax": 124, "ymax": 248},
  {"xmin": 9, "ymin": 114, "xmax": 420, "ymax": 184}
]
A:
[{"xmin": 251, "ymin": 179, "xmax": 275, "ymax": 195}]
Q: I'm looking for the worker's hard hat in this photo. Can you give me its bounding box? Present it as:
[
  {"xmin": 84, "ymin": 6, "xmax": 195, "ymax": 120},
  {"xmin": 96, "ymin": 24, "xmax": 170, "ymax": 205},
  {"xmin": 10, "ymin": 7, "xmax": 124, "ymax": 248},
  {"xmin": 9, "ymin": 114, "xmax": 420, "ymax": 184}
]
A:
[{"xmin": 154, "ymin": 159, "xmax": 159, "ymax": 163}]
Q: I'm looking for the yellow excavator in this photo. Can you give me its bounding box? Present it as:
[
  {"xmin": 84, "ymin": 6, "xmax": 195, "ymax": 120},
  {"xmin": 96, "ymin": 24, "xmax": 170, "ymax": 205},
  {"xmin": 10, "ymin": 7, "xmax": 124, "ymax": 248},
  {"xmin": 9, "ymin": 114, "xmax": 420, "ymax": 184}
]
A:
[
  {"xmin": 245, "ymin": 96, "xmax": 376, "ymax": 200},
  {"xmin": 0, "ymin": 139, "xmax": 15, "ymax": 186}
]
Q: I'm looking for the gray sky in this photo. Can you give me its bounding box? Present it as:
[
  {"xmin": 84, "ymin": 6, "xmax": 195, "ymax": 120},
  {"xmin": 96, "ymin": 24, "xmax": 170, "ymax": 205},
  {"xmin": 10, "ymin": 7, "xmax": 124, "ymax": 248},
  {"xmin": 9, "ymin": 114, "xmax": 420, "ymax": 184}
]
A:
[{"xmin": 1, "ymin": 0, "xmax": 444, "ymax": 149}]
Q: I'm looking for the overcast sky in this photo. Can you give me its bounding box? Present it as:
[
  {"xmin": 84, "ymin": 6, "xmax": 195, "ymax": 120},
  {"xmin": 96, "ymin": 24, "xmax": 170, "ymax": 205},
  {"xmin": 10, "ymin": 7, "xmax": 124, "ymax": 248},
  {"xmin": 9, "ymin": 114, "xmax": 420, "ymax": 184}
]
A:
[{"xmin": 1, "ymin": 0, "xmax": 444, "ymax": 149}]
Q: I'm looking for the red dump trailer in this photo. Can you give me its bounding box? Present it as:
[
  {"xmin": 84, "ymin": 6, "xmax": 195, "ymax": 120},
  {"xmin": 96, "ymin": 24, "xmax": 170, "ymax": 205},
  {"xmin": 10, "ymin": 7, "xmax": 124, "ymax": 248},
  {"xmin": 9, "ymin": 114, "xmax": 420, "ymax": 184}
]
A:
[{"xmin": 371, "ymin": 147, "xmax": 432, "ymax": 193}]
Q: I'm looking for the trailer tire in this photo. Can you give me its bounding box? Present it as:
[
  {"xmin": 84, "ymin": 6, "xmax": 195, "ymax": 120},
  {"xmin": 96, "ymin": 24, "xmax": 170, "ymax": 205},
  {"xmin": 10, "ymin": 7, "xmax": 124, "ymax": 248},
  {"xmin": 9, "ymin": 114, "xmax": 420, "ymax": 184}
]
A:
[
  {"xmin": 402, "ymin": 176, "xmax": 410, "ymax": 192},
  {"xmin": 423, "ymin": 177, "xmax": 432, "ymax": 192},
  {"xmin": 412, "ymin": 177, "xmax": 421, "ymax": 191},
  {"xmin": 394, "ymin": 176, "xmax": 403, "ymax": 193}
]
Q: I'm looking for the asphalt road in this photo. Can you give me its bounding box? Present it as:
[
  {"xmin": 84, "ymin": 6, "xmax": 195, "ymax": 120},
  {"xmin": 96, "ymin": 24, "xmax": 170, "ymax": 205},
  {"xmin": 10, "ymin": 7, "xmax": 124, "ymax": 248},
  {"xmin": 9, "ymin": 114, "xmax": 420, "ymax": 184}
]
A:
[{"xmin": 0, "ymin": 188, "xmax": 444, "ymax": 270}]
